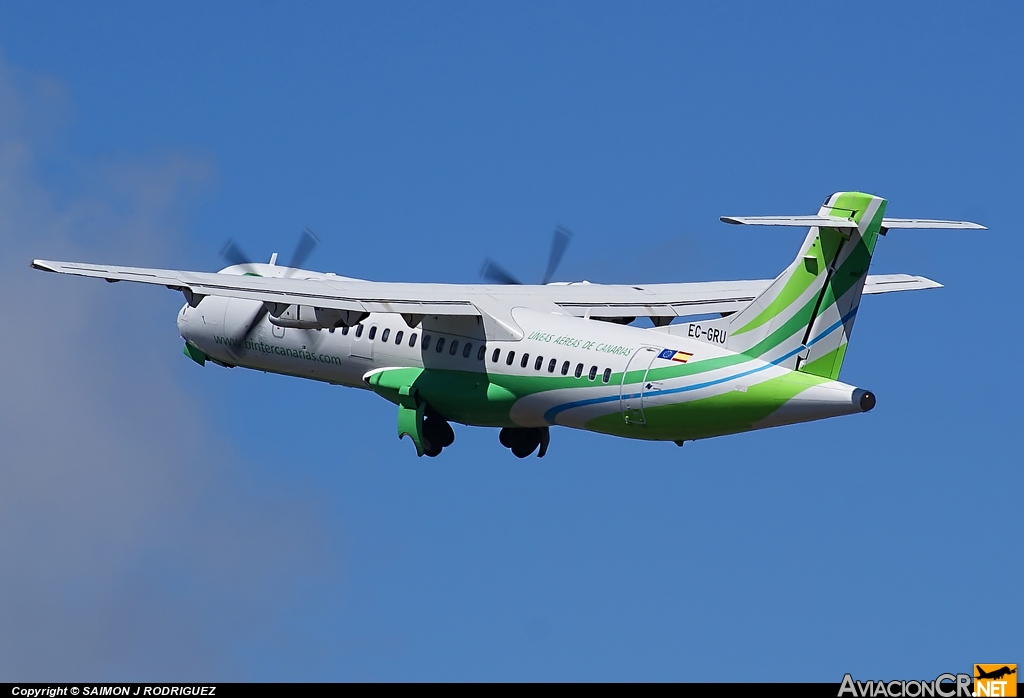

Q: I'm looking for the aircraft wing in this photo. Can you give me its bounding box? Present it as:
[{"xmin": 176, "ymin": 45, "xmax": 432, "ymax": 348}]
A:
[
  {"xmin": 30, "ymin": 258, "xmax": 768, "ymax": 317},
  {"xmin": 31, "ymin": 259, "xmax": 940, "ymax": 338}
]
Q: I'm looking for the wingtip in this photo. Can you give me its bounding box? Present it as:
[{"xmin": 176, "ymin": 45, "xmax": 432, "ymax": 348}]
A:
[{"xmin": 31, "ymin": 259, "xmax": 54, "ymax": 272}]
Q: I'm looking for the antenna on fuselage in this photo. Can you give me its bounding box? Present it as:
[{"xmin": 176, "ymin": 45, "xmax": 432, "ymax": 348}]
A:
[{"xmin": 269, "ymin": 253, "xmax": 278, "ymax": 266}]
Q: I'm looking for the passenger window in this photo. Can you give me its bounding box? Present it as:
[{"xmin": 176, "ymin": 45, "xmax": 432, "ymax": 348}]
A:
[
  {"xmin": 561, "ymin": 361, "xmax": 570, "ymax": 375},
  {"xmin": 368, "ymin": 326, "xmax": 377, "ymax": 340},
  {"xmin": 602, "ymin": 368, "xmax": 611, "ymax": 383},
  {"xmin": 588, "ymin": 365, "xmax": 597, "ymax": 381},
  {"xmin": 477, "ymin": 345, "xmax": 486, "ymax": 360},
  {"xmin": 534, "ymin": 356, "xmax": 543, "ymax": 371},
  {"xmin": 355, "ymin": 324, "xmax": 363, "ymax": 338},
  {"xmin": 395, "ymin": 330, "xmax": 404, "ymax": 345},
  {"xmin": 449, "ymin": 339, "xmax": 459, "ymax": 356},
  {"xmin": 506, "ymin": 351, "xmax": 515, "ymax": 366},
  {"xmin": 422, "ymin": 334, "xmax": 431, "ymax": 350},
  {"xmin": 463, "ymin": 342, "xmax": 472, "ymax": 358},
  {"xmin": 381, "ymin": 328, "xmax": 390, "ymax": 343},
  {"xmin": 436, "ymin": 337, "xmax": 445, "ymax": 353},
  {"xmin": 574, "ymin": 363, "xmax": 583, "ymax": 378},
  {"xmin": 520, "ymin": 353, "xmax": 529, "ymax": 368},
  {"xmin": 341, "ymin": 326, "xmax": 349, "ymax": 336},
  {"xmin": 409, "ymin": 333, "xmax": 418, "ymax": 347},
  {"xmin": 548, "ymin": 358, "xmax": 556, "ymax": 373},
  {"xmin": 492, "ymin": 348, "xmax": 500, "ymax": 363}
]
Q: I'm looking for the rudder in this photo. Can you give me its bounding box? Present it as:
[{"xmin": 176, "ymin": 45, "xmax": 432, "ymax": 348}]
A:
[{"xmin": 708, "ymin": 192, "xmax": 887, "ymax": 379}]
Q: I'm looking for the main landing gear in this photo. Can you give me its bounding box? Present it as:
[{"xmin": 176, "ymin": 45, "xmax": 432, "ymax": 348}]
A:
[
  {"xmin": 397, "ymin": 397, "xmax": 455, "ymax": 458},
  {"xmin": 499, "ymin": 426, "xmax": 550, "ymax": 459},
  {"xmin": 396, "ymin": 391, "xmax": 549, "ymax": 459},
  {"xmin": 422, "ymin": 409, "xmax": 455, "ymax": 457}
]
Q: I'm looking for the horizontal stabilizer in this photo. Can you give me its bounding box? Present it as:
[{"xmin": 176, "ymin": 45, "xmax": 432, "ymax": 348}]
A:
[
  {"xmin": 880, "ymin": 218, "xmax": 986, "ymax": 230},
  {"xmin": 720, "ymin": 215, "xmax": 857, "ymax": 228},
  {"xmin": 721, "ymin": 215, "xmax": 986, "ymax": 230},
  {"xmin": 862, "ymin": 273, "xmax": 942, "ymax": 294}
]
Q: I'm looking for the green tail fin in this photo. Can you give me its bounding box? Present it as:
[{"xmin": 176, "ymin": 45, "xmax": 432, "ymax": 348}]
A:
[{"xmin": 714, "ymin": 192, "xmax": 888, "ymax": 379}]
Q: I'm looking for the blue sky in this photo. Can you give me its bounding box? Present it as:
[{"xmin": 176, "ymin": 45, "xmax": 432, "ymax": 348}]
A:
[{"xmin": 0, "ymin": 1, "xmax": 1020, "ymax": 681}]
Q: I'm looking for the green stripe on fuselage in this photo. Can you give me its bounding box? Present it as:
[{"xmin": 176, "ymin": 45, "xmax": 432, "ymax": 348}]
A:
[{"xmin": 585, "ymin": 370, "xmax": 830, "ymax": 441}]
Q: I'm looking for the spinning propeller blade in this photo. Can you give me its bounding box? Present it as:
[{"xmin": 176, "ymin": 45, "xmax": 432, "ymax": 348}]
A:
[
  {"xmin": 479, "ymin": 259, "xmax": 522, "ymax": 285},
  {"xmin": 287, "ymin": 228, "xmax": 319, "ymax": 271},
  {"xmin": 219, "ymin": 228, "xmax": 321, "ymax": 350},
  {"xmin": 542, "ymin": 225, "xmax": 572, "ymax": 285},
  {"xmin": 220, "ymin": 240, "xmax": 257, "ymax": 273},
  {"xmin": 479, "ymin": 225, "xmax": 573, "ymax": 285}
]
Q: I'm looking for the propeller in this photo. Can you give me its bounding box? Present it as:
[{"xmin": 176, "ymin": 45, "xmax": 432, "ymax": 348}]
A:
[
  {"xmin": 479, "ymin": 259, "xmax": 521, "ymax": 286},
  {"xmin": 220, "ymin": 228, "xmax": 320, "ymax": 275},
  {"xmin": 218, "ymin": 228, "xmax": 321, "ymax": 352},
  {"xmin": 287, "ymin": 227, "xmax": 319, "ymax": 273},
  {"xmin": 542, "ymin": 225, "xmax": 572, "ymax": 285},
  {"xmin": 220, "ymin": 240, "xmax": 258, "ymax": 274},
  {"xmin": 480, "ymin": 225, "xmax": 573, "ymax": 285}
]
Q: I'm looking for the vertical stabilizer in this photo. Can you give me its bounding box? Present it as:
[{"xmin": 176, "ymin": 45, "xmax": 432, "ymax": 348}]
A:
[{"xmin": 714, "ymin": 192, "xmax": 887, "ymax": 379}]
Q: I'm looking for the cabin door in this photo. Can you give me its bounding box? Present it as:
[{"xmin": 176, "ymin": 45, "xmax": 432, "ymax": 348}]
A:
[{"xmin": 620, "ymin": 346, "xmax": 660, "ymax": 425}]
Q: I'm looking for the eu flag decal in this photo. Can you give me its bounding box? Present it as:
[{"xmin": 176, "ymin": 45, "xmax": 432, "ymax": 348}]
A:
[{"xmin": 658, "ymin": 348, "xmax": 693, "ymax": 363}]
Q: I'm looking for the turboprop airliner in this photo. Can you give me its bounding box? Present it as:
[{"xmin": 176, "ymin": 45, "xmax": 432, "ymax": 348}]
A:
[{"xmin": 32, "ymin": 192, "xmax": 983, "ymax": 458}]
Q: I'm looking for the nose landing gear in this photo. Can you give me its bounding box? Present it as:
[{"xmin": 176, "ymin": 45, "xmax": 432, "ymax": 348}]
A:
[{"xmin": 499, "ymin": 427, "xmax": 550, "ymax": 458}]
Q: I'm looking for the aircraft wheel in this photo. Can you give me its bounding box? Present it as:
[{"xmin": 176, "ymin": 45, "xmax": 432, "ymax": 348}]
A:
[
  {"xmin": 424, "ymin": 416, "xmax": 455, "ymax": 449},
  {"xmin": 501, "ymin": 427, "xmax": 541, "ymax": 458},
  {"xmin": 498, "ymin": 427, "xmax": 515, "ymax": 448},
  {"xmin": 423, "ymin": 438, "xmax": 443, "ymax": 458},
  {"xmin": 510, "ymin": 440, "xmax": 537, "ymax": 458}
]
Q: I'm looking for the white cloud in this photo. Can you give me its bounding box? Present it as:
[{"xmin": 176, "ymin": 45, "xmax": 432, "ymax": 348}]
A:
[{"xmin": 0, "ymin": 55, "xmax": 342, "ymax": 681}]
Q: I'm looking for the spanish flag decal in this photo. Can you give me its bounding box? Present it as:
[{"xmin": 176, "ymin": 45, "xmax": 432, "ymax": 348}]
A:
[{"xmin": 658, "ymin": 348, "xmax": 693, "ymax": 363}]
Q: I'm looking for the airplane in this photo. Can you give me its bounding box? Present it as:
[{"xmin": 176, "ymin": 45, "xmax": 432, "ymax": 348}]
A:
[
  {"xmin": 32, "ymin": 191, "xmax": 984, "ymax": 458},
  {"xmin": 976, "ymin": 666, "xmax": 1017, "ymax": 681}
]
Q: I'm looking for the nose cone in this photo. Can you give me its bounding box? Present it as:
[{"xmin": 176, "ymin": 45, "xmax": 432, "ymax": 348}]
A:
[{"xmin": 176, "ymin": 303, "xmax": 192, "ymax": 340}]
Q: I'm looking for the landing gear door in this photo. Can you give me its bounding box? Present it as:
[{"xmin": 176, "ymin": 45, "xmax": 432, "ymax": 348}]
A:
[{"xmin": 620, "ymin": 346, "xmax": 659, "ymax": 425}]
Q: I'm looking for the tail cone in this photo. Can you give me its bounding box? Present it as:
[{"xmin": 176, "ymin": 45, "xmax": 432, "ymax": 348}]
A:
[{"xmin": 855, "ymin": 389, "xmax": 876, "ymax": 412}]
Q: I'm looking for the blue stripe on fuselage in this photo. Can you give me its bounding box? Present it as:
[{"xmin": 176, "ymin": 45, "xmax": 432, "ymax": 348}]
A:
[{"xmin": 541, "ymin": 307, "xmax": 858, "ymax": 423}]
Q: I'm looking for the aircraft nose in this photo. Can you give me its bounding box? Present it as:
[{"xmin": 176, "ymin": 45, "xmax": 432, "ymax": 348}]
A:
[{"xmin": 176, "ymin": 302, "xmax": 192, "ymax": 339}]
